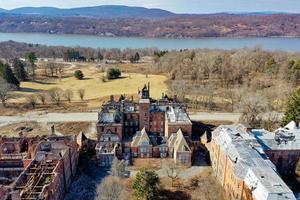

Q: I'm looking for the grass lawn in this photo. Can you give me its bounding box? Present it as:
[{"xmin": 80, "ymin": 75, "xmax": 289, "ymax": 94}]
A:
[{"xmin": 14, "ymin": 62, "xmax": 168, "ymax": 102}]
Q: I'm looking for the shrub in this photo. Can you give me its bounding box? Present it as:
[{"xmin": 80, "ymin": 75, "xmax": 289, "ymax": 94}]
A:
[
  {"xmin": 74, "ymin": 70, "xmax": 84, "ymax": 80},
  {"xmin": 106, "ymin": 68, "xmax": 121, "ymax": 80}
]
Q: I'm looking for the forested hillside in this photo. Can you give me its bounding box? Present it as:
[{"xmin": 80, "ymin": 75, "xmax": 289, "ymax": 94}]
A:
[
  {"xmin": 0, "ymin": 13, "xmax": 300, "ymax": 38},
  {"xmin": 153, "ymin": 48, "xmax": 300, "ymax": 128}
]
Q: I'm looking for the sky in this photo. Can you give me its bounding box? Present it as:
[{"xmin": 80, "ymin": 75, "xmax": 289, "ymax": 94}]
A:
[{"xmin": 1, "ymin": 0, "xmax": 300, "ymax": 14}]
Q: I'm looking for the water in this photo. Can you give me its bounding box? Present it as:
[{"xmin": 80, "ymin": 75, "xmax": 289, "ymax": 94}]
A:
[{"xmin": 1, "ymin": 32, "xmax": 300, "ymax": 51}]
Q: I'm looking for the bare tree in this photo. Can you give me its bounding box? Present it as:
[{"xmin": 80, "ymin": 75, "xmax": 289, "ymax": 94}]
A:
[
  {"xmin": 202, "ymin": 81, "xmax": 216, "ymax": 111},
  {"xmin": 96, "ymin": 176, "xmax": 124, "ymax": 200},
  {"xmin": 111, "ymin": 158, "xmax": 126, "ymax": 178},
  {"xmin": 165, "ymin": 162, "xmax": 179, "ymax": 188},
  {"xmin": 26, "ymin": 94, "xmax": 37, "ymax": 108},
  {"xmin": 0, "ymin": 78, "xmax": 13, "ymax": 107},
  {"xmin": 169, "ymin": 80, "xmax": 187, "ymax": 101},
  {"xmin": 36, "ymin": 92, "xmax": 47, "ymax": 105},
  {"xmin": 64, "ymin": 89, "xmax": 74, "ymax": 103},
  {"xmin": 47, "ymin": 87, "xmax": 64, "ymax": 106},
  {"xmin": 78, "ymin": 89, "xmax": 85, "ymax": 101},
  {"xmin": 57, "ymin": 63, "xmax": 64, "ymax": 82},
  {"xmin": 44, "ymin": 62, "xmax": 56, "ymax": 77},
  {"xmin": 239, "ymin": 91, "xmax": 269, "ymax": 128}
]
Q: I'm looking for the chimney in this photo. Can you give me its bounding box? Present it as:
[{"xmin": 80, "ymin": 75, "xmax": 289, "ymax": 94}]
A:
[
  {"xmin": 51, "ymin": 125, "xmax": 55, "ymax": 135},
  {"xmin": 148, "ymin": 82, "xmax": 150, "ymax": 93},
  {"xmin": 174, "ymin": 95, "xmax": 177, "ymax": 102},
  {"xmin": 110, "ymin": 95, "xmax": 114, "ymax": 102},
  {"xmin": 162, "ymin": 92, "xmax": 164, "ymax": 99}
]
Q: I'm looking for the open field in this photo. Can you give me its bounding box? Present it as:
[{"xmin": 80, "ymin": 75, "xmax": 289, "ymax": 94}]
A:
[
  {"xmin": 1, "ymin": 61, "xmax": 167, "ymax": 115},
  {"xmin": 16, "ymin": 62, "xmax": 167, "ymax": 100}
]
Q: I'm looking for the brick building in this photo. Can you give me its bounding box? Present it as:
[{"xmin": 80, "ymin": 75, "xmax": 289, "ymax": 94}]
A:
[
  {"xmin": 252, "ymin": 121, "xmax": 300, "ymax": 177},
  {"xmin": 207, "ymin": 124, "xmax": 296, "ymax": 200},
  {"xmin": 0, "ymin": 135, "xmax": 79, "ymax": 200},
  {"xmin": 96, "ymin": 83, "xmax": 193, "ymax": 165},
  {"xmin": 168, "ymin": 129, "xmax": 192, "ymax": 166}
]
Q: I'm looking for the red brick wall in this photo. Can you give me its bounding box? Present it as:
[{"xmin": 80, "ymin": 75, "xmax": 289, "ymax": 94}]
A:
[
  {"xmin": 149, "ymin": 112, "xmax": 165, "ymax": 135},
  {"xmin": 97, "ymin": 124, "xmax": 123, "ymax": 141},
  {"xmin": 266, "ymin": 149, "xmax": 300, "ymax": 176},
  {"xmin": 166, "ymin": 123, "xmax": 192, "ymax": 138},
  {"xmin": 139, "ymin": 103, "xmax": 150, "ymax": 131}
]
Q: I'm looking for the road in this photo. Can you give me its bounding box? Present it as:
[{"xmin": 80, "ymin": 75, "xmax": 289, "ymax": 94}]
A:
[
  {"xmin": 189, "ymin": 111, "xmax": 242, "ymax": 122},
  {"xmin": 0, "ymin": 112, "xmax": 98, "ymax": 127},
  {"xmin": 0, "ymin": 111, "xmax": 243, "ymax": 127},
  {"xmin": 0, "ymin": 111, "xmax": 283, "ymax": 127}
]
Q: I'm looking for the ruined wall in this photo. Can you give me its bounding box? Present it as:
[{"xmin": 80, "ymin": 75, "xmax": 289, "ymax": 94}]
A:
[
  {"xmin": 124, "ymin": 112, "xmax": 139, "ymax": 137},
  {"xmin": 97, "ymin": 124, "xmax": 123, "ymax": 141},
  {"xmin": 266, "ymin": 149, "xmax": 300, "ymax": 176}
]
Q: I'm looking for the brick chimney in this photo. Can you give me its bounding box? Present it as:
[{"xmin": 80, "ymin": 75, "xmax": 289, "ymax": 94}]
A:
[{"xmin": 51, "ymin": 125, "xmax": 55, "ymax": 135}]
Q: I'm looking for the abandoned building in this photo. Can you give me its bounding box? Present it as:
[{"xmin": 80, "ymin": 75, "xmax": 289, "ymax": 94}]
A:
[
  {"xmin": 205, "ymin": 123, "xmax": 298, "ymax": 200},
  {"xmin": 0, "ymin": 135, "xmax": 80, "ymax": 200},
  {"xmin": 131, "ymin": 128, "xmax": 169, "ymax": 159},
  {"xmin": 252, "ymin": 121, "xmax": 300, "ymax": 177},
  {"xmin": 168, "ymin": 129, "xmax": 192, "ymax": 166},
  {"xmin": 96, "ymin": 83, "xmax": 194, "ymax": 166}
]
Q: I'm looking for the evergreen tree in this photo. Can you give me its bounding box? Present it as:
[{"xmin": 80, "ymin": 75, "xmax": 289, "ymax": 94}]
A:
[
  {"xmin": 74, "ymin": 70, "xmax": 84, "ymax": 80},
  {"xmin": 25, "ymin": 52, "xmax": 37, "ymax": 80},
  {"xmin": 282, "ymin": 88, "xmax": 300, "ymax": 126},
  {"xmin": 13, "ymin": 58, "xmax": 27, "ymax": 81},
  {"xmin": 134, "ymin": 52, "xmax": 140, "ymax": 62},
  {"xmin": 130, "ymin": 52, "xmax": 140, "ymax": 63},
  {"xmin": 133, "ymin": 169, "xmax": 159, "ymax": 200},
  {"xmin": 0, "ymin": 63, "xmax": 20, "ymax": 88}
]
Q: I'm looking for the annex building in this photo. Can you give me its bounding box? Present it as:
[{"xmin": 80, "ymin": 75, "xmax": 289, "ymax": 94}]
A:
[
  {"xmin": 206, "ymin": 122, "xmax": 300, "ymax": 200},
  {"xmin": 0, "ymin": 134, "xmax": 80, "ymax": 200},
  {"xmin": 96, "ymin": 83, "xmax": 194, "ymax": 166}
]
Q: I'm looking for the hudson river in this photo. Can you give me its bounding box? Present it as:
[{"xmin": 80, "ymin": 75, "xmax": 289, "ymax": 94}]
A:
[{"xmin": 1, "ymin": 32, "xmax": 300, "ymax": 51}]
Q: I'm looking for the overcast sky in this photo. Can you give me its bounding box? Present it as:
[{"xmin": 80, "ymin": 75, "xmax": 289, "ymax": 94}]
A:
[{"xmin": 1, "ymin": 0, "xmax": 300, "ymax": 13}]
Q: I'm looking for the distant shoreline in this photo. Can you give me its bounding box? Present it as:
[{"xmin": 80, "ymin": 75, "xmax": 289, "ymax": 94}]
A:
[{"xmin": 1, "ymin": 31, "xmax": 300, "ymax": 40}]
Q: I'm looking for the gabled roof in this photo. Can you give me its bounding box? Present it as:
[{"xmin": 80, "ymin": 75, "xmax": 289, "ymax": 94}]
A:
[
  {"xmin": 131, "ymin": 128, "xmax": 151, "ymax": 147},
  {"xmin": 173, "ymin": 129, "xmax": 191, "ymax": 152}
]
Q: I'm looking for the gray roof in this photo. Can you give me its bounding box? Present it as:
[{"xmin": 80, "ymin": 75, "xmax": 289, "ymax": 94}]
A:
[
  {"xmin": 213, "ymin": 124, "xmax": 296, "ymax": 199},
  {"xmin": 252, "ymin": 121, "xmax": 300, "ymax": 150},
  {"xmin": 166, "ymin": 106, "xmax": 191, "ymax": 124}
]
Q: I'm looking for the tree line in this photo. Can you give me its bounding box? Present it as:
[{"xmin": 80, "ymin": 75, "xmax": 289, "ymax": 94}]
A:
[{"xmin": 0, "ymin": 41, "xmax": 157, "ymax": 62}]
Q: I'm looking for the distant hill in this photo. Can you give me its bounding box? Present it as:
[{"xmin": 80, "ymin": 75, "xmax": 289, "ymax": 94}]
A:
[
  {"xmin": 0, "ymin": 6, "xmax": 300, "ymax": 38},
  {"xmin": 0, "ymin": 5, "xmax": 176, "ymax": 19}
]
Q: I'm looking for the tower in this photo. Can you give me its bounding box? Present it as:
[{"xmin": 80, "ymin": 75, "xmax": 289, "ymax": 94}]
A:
[{"xmin": 139, "ymin": 82, "xmax": 150, "ymax": 99}]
